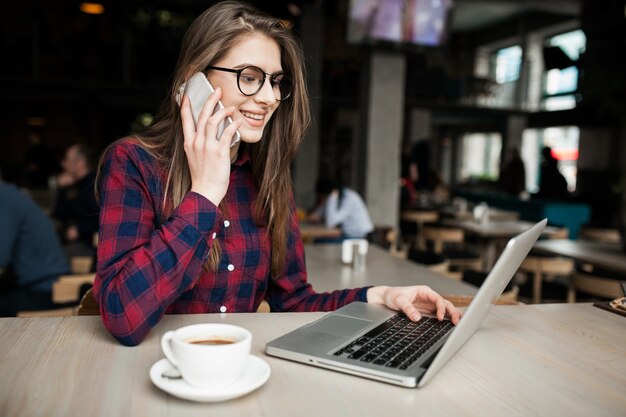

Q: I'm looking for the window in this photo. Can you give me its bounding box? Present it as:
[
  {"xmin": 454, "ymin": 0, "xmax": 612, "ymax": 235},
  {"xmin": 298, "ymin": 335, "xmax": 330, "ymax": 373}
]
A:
[
  {"xmin": 493, "ymin": 45, "xmax": 522, "ymax": 84},
  {"xmin": 542, "ymin": 29, "xmax": 586, "ymax": 111},
  {"xmin": 521, "ymin": 126, "xmax": 579, "ymax": 192},
  {"xmin": 459, "ymin": 132, "xmax": 502, "ymax": 182},
  {"xmin": 485, "ymin": 45, "xmax": 522, "ymax": 108}
]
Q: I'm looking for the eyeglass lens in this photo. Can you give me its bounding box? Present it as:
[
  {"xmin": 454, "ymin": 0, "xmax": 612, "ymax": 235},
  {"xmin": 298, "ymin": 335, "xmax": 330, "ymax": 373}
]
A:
[{"xmin": 238, "ymin": 66, "xmax": 292, "ymax": 100}]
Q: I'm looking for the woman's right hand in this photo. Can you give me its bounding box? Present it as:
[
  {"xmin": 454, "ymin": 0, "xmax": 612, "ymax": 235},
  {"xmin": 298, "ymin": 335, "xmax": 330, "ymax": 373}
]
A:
[{"xmin": 180, "ymin": 88, "xmax": 242, "ymax": 205}]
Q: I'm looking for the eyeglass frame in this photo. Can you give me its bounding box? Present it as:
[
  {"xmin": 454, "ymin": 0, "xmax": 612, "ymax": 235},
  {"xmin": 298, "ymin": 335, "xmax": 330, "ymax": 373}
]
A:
[{"xmin": 204, "ymin": 65, "xmax": 292, "ymax": 101}]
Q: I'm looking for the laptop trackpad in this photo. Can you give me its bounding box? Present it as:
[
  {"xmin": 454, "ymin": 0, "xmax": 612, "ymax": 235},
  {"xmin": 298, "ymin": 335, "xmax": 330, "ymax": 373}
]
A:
[{"xmin": 313, "ymin": 315, "xmax": 373, "ymax": 337}]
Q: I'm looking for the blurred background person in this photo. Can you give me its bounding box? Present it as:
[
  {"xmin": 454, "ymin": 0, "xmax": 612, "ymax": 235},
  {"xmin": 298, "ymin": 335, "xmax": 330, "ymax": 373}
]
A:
[
  {"xmin": 52, "ymin": 144, "xmax": 99, "ymax": 258},
  {"xmin": 0, "ymin": 177, "xmax": 70, "ymax": 316},
  {"xmin": 499, "ymin": 147, "xmax": 526, "ymax": 196},
  {"xmin": 309, "ymin": 177, "xmax": 374, "ymax": 240},
  {"xmin": 536, "ymin": 146, "xmax": 569, "ymax": 200}
]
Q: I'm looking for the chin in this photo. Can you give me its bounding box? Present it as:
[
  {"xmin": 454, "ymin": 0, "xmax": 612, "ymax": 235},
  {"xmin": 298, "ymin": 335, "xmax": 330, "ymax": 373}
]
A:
[{"xmin": 239, "ymin": 130, "xmax": 264, "ymax": 144}]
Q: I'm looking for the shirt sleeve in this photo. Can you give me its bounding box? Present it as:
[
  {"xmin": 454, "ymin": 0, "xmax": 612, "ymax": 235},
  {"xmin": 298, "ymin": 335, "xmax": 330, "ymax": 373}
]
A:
[
  {"xmin": 93, "ymin": 142, "xmax": 222, "ymax": 346},
  {"xmin": 265, "ymin": 194, "xmax": 370, "ymax": 312}
]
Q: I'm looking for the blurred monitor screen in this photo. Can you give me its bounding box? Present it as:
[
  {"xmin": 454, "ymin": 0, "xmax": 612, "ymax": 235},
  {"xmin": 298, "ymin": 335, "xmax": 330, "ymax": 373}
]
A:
[{"xmin": 347, "ymin": 0, "xmax": 454, "ymax": 47}]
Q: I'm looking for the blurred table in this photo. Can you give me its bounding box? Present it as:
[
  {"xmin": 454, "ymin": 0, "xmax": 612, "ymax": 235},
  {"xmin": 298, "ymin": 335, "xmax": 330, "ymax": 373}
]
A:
[
  {"xmin": 443, "ymin": 220, "xmax": 562, "ymax": 269},
  {"xmin": 439, "ymin": 206, "xmax": 520, "ymax": 222},
  {"xmin": 299, "ymin": 223, "xmax": 342, "ymax": 243},
  {"xmin": 400, "ymin": 209, "xmax": 440, "ymax": 249},
  {"xmin": 1, "ymin": 304, "xmax": 624, "ymax": 417},
  {"xmin": 533, "ymin": 239, "xmax": 626, "ymax": 275},
  {"xmin": 304, "ymin": 244, "xmax": 476, "ymax": 297}
]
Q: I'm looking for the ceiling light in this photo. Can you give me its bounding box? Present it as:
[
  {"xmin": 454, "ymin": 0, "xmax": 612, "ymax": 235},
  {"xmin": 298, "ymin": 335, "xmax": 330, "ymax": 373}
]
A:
[{"xmin": 79, "ymin": 3, "xmax": 105, "ymax": 15}]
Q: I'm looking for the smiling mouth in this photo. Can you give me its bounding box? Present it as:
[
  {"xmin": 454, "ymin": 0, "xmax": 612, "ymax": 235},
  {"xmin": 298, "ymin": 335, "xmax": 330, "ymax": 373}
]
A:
[{"xmin": 240, "ymin": 111, "xmax": 264, "ymax": 121}]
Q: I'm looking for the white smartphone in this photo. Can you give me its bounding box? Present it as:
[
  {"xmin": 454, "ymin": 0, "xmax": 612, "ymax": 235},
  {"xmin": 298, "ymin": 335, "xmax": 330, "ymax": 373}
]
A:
[{"xmin": 178, "ymin": 72, "xmax": 241, "ymax": 147}]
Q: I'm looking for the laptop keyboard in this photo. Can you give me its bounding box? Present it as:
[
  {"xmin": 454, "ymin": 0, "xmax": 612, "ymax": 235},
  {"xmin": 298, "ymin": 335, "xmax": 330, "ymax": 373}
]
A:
[{"xmin": 332, "ymin": 313, "xmax": 453, "ymax": 370}]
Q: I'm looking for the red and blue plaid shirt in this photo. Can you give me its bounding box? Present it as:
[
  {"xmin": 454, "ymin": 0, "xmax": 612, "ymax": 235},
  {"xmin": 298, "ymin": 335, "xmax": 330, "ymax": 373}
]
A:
[{"xmin": 94, "ymin": 138, "xmax": 368, "ymax": 345}]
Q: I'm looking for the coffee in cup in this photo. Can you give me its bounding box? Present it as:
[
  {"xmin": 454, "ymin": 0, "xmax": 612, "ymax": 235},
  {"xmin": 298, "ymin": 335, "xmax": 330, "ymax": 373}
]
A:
[
  {"xmin": 161, "ymin": 323, "xmax": 251, "ymax": 388},
  {"xmin": 186, "ymin": 337, "xmax": 237, "ymax": 345}
]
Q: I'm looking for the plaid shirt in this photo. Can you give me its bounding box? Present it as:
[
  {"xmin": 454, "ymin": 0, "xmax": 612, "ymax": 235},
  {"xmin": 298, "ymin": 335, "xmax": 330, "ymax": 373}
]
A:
[{"xmin": 94, "ymin": 138, "xmax": 368, "ymax": 346}]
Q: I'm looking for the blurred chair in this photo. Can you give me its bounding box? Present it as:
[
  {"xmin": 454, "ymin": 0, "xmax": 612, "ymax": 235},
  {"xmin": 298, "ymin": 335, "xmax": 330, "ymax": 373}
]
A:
[
  {"xmin": 70, "ymin": 256, "xmax": 93, "ymax": 274},
  {"xmin": 52, "ymin": 273, "xmax": 95, "ymax": 304},
  {"xmin": 407, "ymin": 249, "xmax": 450, "ymax": 277},
  {"xmin": 549, "ymin": 227, "xmax": 570, "ymax": 240},
  {"xmin": 400, "ymin": 210, "xmax": 439, "ymax": 250},
  {"xmin": 422, "ymin": 225, "xmax": 482, "ymax": 274},
  {"xmin": 579, "ymin": 227, "xmax": 621, "ymax": 244},
  {"xmin": 518, "ymin": 227, "xmax": 573, "ymax": 304},
  {"xmin": 370, "ymin": 225, "xmax": 406, "ymax": 258},
  {"xmin": 519, "ymin": 255, "xmax": 573, "ymax": 303},
  {"xmin": 461, "ymin": 269, "xmax": 519, "ymax": 303},
  {"xmin": 567, "ymin": 267, "xmax": 625, "ymax": 303}
]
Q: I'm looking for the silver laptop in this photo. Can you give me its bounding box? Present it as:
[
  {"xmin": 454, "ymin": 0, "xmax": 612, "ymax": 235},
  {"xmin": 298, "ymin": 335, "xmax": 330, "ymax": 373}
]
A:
[{"xmin": 266, "ymin": 219, "xmax": 547, "ymax": 388}]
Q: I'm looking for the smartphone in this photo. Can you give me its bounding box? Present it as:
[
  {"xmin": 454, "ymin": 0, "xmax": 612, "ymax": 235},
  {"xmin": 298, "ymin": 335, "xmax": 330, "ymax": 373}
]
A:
[{"xmin": 179, "ymin": 72, "xmax": 241, "ymax": 147}]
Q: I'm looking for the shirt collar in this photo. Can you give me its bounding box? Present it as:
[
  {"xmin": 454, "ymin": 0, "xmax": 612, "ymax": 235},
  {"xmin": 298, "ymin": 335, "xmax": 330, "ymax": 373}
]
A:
[{"xmin": 232, "ymin": 149, "xmax": 251, "ymax": 167}]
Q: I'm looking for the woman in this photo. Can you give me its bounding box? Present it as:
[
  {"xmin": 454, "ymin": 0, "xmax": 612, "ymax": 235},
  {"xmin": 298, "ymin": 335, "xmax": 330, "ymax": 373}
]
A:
[
  {"xmin": 94, "ymin": 1, "xmax": 460, "ymax": 346},
  {"xmin": 310, "ymin": 177, "xmax": 374, "ymax": 240}
]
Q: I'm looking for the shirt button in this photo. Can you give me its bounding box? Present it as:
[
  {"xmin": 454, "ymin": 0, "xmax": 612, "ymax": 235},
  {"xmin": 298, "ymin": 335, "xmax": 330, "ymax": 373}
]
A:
[
  {"xmin": 224, "ymin": 220, "xmax": 230, "ymax": 228},
  {"xmin": 212, "ymin": 232, "xmax": 217, "ymax": 239},
  {"xmin": 227, "ymin": 264, "xmax": 235, "ymax": 272},
  {"xmin": 220, "ymin": 305, "xmax": 227, "ymax": 313}
]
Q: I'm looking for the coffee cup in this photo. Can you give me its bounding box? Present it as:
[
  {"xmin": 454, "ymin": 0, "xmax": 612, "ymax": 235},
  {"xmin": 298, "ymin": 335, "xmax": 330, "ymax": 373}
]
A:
[
  {"xmin": 341, "ymin": 238, "xmax": 368, "ymax": 265},
  {"xmin": 161, "ymin": 323, "xmax": 251, "ymax": 388}
]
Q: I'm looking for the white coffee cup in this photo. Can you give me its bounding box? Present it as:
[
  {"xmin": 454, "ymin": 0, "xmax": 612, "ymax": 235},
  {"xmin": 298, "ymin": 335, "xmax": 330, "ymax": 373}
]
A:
[
  {"xmin": 341, "ymin": 238, "xmax": 368, "ymax": 264},
  {"xmin": 161, "ymin": 323, "xmax": 251, "ymax": 388}
]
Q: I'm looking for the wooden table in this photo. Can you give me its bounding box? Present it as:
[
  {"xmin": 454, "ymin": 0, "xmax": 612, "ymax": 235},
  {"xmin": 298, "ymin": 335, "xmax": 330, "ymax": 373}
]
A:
[
  {"xmin": 299, "ymin": 223, "xmax": 342, "ymax": 243},
  {"xmin": 304, "ymin": 244, "xmax": 476, "ymax": 297},
  {"xmin": 533, "ymin": 239, "xmax": 626, "ymax": 274},
  {"xmin": 1, "ymin": 304, "xmax": 624, "ymax": 417}
]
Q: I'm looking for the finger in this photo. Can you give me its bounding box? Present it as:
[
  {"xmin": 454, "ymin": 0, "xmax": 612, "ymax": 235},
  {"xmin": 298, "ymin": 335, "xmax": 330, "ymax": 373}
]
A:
[
  {"xmin": 444, "ymin": 300, "xmax": 462, "ymax": 325},
  {"xmin": 180, "ymin": 95, "xmax": 196, "ymax": 147},
  {"xmin": 410, "ymin": 286, "xmax": 443, "ymax": 312},
  {"xmin": 204, "ymin": 106, "xmax": 236, "ymax": 143},
  {"xmin": 394, "ymin": 293, "xmax": 421, "ymax": 322},
  {"xmin": 434, "ymin": 295, "xmax": 446, "ymax": 320},
  {"xmin": 197, "ymin": 87, "xmax": 222, "ymax": 130},
  {"xmin": 218, "ymin": 118, "xmax": 242, "ymax": 148}
]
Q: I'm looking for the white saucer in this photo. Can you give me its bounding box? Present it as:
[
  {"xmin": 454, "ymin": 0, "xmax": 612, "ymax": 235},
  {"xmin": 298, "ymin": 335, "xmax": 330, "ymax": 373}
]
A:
[{"xmin": 150, "ymin": 355, "xmax": 271, "ymax": 402}]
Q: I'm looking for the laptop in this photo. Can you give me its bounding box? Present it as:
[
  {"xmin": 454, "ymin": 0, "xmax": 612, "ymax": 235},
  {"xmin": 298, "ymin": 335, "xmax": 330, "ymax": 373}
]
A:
[{"xmin": 265, "ymin": 219, "xmax": 547, "ymax": 388}]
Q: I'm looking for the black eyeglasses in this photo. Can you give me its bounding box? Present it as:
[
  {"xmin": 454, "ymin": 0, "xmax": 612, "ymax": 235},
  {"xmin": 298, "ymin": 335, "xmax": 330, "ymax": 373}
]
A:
[{"xmin": 205, "ymin": 65, "xmax": 293, "ymax": 101}]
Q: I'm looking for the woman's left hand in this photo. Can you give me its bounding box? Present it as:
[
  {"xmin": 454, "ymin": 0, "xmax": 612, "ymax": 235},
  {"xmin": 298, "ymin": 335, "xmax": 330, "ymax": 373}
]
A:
[{"xmin": 366, "ymin": 286, "xmax": 462, "ymax": 325}]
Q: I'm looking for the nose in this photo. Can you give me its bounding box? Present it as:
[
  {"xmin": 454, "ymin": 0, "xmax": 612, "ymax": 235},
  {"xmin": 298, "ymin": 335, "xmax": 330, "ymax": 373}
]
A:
[{"xmin": 254, "ymin": 75, "xmax": 277, "ymax": 104}]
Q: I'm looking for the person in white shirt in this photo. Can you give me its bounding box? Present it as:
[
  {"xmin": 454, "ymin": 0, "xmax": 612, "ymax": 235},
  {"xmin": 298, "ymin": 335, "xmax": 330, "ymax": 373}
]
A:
[{"xmin": 310, "ymin": 178, "xmax": 374, "ymax": 239}]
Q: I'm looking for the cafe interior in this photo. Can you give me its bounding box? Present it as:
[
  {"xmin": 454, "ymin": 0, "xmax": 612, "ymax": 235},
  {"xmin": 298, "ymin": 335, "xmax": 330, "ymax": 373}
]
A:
[{"xmin": 1, "ymin": 0, "xmax": 625, "ymax": 416}]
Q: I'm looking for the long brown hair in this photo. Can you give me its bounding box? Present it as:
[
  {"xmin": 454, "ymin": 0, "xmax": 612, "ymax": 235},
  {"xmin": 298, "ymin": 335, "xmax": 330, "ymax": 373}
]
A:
[{"xmin": 97, "ymin": 1, "xmax": 310, "ymax": 277}]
